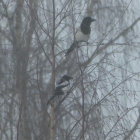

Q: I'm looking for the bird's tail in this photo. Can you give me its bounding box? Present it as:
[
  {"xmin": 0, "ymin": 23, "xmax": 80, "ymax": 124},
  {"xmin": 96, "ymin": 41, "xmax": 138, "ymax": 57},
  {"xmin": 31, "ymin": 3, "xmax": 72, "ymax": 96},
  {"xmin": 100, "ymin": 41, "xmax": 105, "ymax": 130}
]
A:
[
  {"xmin": 47, "ymin": 94, "xmax": 56, "ymax": 105},
  {"xmin": 65, "ymin": 41, "xmax": 78, "ymax": 55}
]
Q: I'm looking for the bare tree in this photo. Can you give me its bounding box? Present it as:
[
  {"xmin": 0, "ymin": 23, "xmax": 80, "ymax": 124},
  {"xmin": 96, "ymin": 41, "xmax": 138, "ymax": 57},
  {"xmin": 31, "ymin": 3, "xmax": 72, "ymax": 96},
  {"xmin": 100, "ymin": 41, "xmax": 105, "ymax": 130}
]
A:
[{"xmin": 0, "ymin": 0, "xmax": 140, "ymax": 140}]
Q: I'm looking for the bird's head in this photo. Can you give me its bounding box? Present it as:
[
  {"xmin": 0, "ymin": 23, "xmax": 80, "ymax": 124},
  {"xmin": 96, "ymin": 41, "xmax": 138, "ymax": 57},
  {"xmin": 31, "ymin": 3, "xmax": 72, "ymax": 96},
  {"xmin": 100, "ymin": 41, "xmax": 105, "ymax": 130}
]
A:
[
  {"xmin": 82, "ymin": 17, "xmax": 96, "ymax": 25},
  {"xmin": 80, "ymin": 16, "xmax": 96, "ymax": 34}
]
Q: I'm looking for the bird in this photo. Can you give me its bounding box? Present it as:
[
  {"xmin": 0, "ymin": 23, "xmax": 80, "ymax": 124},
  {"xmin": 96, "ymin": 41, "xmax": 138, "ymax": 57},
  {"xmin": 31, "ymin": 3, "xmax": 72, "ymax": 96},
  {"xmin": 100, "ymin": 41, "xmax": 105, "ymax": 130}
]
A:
[
  {"xmin": 47, "ymin": 84, "xmax": 69, "ymax": 105},
  {"xmin": 66, "ymin": 17, "xmax": 96, "ymax": 55},
  {"xmin": 58, "ymin": 75, "xmax": 73, "ymax": 84},
  {"xmin": 54, "ymin": 84, "xmax": 68, "ymax": 95}
]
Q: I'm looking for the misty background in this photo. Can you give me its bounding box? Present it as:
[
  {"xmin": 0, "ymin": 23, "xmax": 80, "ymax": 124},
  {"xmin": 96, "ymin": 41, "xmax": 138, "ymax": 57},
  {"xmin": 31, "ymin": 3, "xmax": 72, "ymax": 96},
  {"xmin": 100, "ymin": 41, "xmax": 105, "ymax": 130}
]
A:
[{"xmin": 0, "ymin": 0, "xmax": 140, "ymax": 140}]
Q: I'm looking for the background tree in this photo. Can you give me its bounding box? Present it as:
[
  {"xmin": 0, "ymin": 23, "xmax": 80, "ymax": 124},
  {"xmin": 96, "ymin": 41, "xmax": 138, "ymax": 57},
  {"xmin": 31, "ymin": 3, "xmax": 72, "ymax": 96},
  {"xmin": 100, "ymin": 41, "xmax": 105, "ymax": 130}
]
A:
[{"xmin": 0, "ymin": 0, "xmax": 140, "ymax": 140}]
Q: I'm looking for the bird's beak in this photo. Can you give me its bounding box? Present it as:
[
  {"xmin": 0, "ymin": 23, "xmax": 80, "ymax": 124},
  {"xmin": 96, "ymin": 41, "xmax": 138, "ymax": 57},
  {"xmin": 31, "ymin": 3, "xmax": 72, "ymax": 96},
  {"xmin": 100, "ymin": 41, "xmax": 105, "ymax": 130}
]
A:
[{"xmin": 91, "ymin": 18, "xmax": 96, "ymax": 22}]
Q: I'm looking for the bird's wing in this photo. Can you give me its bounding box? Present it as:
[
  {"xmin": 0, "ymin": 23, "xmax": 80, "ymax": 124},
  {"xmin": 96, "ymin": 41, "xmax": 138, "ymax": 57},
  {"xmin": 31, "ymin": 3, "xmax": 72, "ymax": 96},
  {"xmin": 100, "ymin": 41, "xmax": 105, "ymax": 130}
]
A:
[
  {"xmin": 55, "ymin": 89, "xmax": 64, "ymax": 95},
  {"xmin": 56, "ymin": 83, "xmax": 69, "ymax": 89},
  {"xmin": 58, "ymin": 78, "xmax": 64, "ymax": 84},
  {"xmin": 64, "ymin": 75, "xmax": 73, "ymax": 80},
  {"xmin": 65, "ymin": 41, "xmax": 78, "ymax": 55}
]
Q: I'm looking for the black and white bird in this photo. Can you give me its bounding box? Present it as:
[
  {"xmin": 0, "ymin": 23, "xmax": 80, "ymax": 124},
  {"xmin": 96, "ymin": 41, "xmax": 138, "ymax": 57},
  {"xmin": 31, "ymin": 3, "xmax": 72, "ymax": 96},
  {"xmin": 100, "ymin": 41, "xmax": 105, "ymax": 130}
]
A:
[
  {"xmin": 66, "ymin": 17, "xmax": 96, "ymax": 55},
  {"xmin": 58, "ymin": 75, "xmax": 73, "ymax": 84},
  {"xmin": 47, "ymin": 84, "xmax": 69, "ymax": 105},
  {"xmin": 54, "ymin": 84, "xmax": 68, "ymax": 95}
]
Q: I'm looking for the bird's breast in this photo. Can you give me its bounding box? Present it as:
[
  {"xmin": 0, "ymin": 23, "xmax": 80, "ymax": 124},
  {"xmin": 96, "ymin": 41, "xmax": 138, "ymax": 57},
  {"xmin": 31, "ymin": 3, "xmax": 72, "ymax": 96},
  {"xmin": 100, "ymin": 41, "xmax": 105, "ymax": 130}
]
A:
[{"xmin": 75, "ymin": 31, "xmax": 90, "ymax": 42}]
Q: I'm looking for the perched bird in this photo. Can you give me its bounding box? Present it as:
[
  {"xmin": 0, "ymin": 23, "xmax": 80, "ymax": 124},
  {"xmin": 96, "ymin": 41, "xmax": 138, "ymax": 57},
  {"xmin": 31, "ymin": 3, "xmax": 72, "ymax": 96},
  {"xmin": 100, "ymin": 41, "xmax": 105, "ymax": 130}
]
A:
[
  {"xmin": 66, "ymin": 17, "xmax": 96, "ymax": 55},
  {"xmin": 47, "ymin": 84, "xmax": 69, "ymax": 105},
  {"xmin": 58, "ymin": 75, "xmax": 73, "ymax": 84},
  {"xmin": 54, "ymin": 84, "xmax": 68, "ymax": 95}
]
